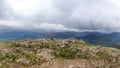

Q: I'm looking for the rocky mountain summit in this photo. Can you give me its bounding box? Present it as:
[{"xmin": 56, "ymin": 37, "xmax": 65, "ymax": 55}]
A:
[{"xmin": 0, "ymin": 38, "xmax": 120, "ymax": 68}]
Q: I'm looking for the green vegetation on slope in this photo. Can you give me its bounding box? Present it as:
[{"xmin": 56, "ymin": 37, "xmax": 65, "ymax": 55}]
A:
[{"xmin": 0, "ymin": 38, "xmax": 119, "ymax": 68}]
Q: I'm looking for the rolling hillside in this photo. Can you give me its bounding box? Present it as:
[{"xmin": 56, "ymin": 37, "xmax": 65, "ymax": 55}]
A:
[{"xmin": 0, "ymin": 38, "xmax": 119, "ymax": 68}]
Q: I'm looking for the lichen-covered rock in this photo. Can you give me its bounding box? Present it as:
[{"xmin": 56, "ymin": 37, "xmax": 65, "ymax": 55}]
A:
[
  {"xmin": 36, "ymin": 48, "xmax": 54, "ymax": 61},
  {"xmin": 16, "ymin": 58, "xmax": 30, "ymax": 65}
]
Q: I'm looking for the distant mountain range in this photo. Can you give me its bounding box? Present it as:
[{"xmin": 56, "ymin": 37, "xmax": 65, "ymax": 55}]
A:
[
  {"xmin": 0, "ymin": 30, "xmax": 120, "ymax": 48},
  {"xmin": 76, "ymin": 32, "xmax": 120, "ymax": 45},
  {"xmin": 0, "ymin": 31, "xmax": 42, "ymax": 40}
]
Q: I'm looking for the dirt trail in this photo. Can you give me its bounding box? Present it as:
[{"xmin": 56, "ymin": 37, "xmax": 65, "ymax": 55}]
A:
[{"xmin": 39, "ymin": 59, "xmax": 102, "ymax": 68}]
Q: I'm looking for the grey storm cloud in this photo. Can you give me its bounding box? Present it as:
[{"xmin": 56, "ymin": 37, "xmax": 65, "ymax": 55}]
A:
[
  {"xmin": 0, "ymin": 0, "xmax": 8, "ymax": 19},
  {"xmin": 0, "ymin": 0, "xmax": 120, "ymax": 32},
  {"xmin": 0, "ymin": 0, "xmax": 14, "ymax": 19}
]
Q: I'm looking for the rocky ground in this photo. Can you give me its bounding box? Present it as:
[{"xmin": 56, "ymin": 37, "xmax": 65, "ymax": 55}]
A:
[{"xmin": 0, "ymin": 38, "xmax": 119, "ymax": 68}]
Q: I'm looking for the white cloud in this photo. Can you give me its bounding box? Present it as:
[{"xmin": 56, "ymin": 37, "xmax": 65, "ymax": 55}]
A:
[
  {"xmin": 0, "ymin": 20, "xmax": 23, "ymax": 28},
  {"xmin": 6, "ymin": 0, "xmax": 61, "ymax": 18},
  {"xmin": 0, "ymin": 20, "xmax": 79, "ymax": 32},
  {"xmin": 33, "ymin": 23, "xmax": 79, "ymax": 32}
]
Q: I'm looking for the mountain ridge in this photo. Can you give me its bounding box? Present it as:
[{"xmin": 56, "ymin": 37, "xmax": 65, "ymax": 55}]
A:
[{"xmin": 0, "ymin": 31, "xmax": 120, "ymax": 48}]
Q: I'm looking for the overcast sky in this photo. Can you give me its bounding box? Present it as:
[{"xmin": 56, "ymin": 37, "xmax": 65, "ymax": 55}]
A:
[{"xmin": 0, "ymin": 0, "xmax": 120, "ymax": 32}]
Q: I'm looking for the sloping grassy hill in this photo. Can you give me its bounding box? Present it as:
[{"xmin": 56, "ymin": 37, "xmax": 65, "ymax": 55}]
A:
[{"xmin": 0, "ymin": 38, "xmax": 119, "ymax": 68}]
